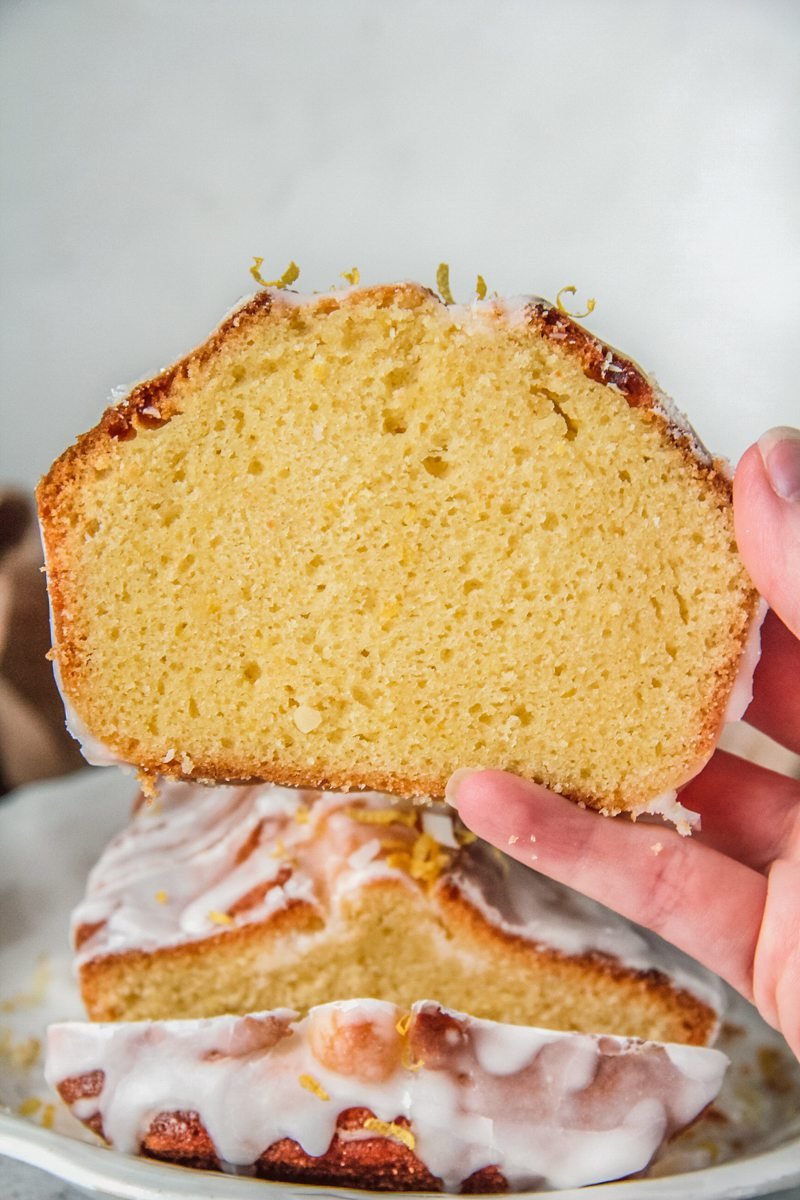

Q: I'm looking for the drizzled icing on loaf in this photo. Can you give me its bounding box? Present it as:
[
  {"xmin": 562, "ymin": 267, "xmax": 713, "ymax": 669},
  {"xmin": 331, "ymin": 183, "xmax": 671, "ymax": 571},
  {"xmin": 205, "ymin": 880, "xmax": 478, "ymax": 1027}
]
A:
[
  {"xmin": 73, "ymin": 782, "xmax": 724, "ymax": 1018},
  {"xmin": 46, "ymin": 999, "xmax": 728, "ymax": 1191}
]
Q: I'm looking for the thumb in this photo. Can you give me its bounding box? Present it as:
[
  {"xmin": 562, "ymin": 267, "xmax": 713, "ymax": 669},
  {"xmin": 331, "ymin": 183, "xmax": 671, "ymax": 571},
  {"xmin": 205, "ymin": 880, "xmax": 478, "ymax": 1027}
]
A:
[{"xmin": 734, "ymin": 428, "xmax": 800, "ymax": 638}]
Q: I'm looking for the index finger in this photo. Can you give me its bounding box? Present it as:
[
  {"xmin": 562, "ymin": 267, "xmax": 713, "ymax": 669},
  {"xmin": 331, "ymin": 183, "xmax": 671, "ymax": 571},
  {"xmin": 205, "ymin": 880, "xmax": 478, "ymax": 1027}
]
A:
[
  {"xmin": 734, "ymin": 439, "xmax": 800, "ymax": 638},
  {"xmin": 450, "ymin": 769, "xmax": 767, "ymax": 1001}
]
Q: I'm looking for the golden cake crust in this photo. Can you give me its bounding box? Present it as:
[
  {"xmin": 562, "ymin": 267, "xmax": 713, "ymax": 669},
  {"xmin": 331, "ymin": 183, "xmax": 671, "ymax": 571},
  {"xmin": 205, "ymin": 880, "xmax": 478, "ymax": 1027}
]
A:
[
  {"xmin": 76, "ymin": 873, "xmax": 716, "ymax": 1043},
  {"xmin": 55, "ymin": 1081, "xmax": 490, "ymax": 1193},
  {"xmin": 37, "ymin": 284, "xmax": 760, "ymax": 811}
]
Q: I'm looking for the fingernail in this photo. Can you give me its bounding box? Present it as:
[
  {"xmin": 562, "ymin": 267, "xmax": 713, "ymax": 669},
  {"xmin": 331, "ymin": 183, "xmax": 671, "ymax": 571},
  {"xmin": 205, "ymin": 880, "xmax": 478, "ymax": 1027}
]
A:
[
  {"xmin": 758, "ymin": 427, "xmax": 800, "ymax": 502},
  {"xmin": 444, "ymin": 767, "xmax": 482, "ymax": 810}
]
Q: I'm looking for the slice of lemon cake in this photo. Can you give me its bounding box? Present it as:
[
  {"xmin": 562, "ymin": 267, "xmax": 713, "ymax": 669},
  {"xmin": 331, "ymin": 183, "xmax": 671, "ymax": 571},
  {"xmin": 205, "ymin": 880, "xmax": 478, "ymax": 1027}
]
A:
[
  {"xmin": 72, "ymin": 782, "xmax": 722, "ymax": 1045},
  {"xmin": 37, "ymin": 283, "xmax": 760, "ymax": 816},
  {"xmin": 46, "ymin": 1000, "xmax": 728, "ymax": 1191}
]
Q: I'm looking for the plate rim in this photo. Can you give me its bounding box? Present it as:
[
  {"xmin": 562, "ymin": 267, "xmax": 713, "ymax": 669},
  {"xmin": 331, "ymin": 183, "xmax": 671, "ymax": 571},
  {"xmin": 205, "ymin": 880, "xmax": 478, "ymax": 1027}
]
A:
[{"xmin": 3, "ymin": 1109, "xmax": 800, "ymax": 1200}]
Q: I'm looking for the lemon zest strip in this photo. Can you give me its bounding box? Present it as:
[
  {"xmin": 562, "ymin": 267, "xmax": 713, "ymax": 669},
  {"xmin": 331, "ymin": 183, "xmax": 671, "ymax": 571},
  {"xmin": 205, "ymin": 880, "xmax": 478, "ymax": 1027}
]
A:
[
  {"xmin": 380, "ymin": 837, "xmax": 412, "ymax": 852},
  {"xmin": 345, "ymin": 806, "xmax": 417, "ymax": 828},
  {"xmin": 363, "ymin": 1117, "xmax": 416, "ymax": 1151},
  {"xmin": 0, "ymin": 957, "xmax": 50, "ymax": 1012},
  {"xmin": 409, "ymin": 832, "xmax": 451, "ymax": 884},
  {"xmin": 341, "ymin": 267, "xmax": 360, "ymax": 286},
  {"xmin": 436, "ymin": 263, "xmax": 455, "ymax": 305},
  {"xmin": 4, "ymin": 1035, "xmax": 41, "ymax": 1069},
  {"xmin": 250, "ymin": 258, "xmax": 300, "ymax": 289},
  {"xmin": 475, "ymin": 274, "xmax": 487, "ymax": 300},
  {"xmin": 395, "ymin": 1011, "xmax": 412, "ymax": 1037},
  {"xmin": 555, "ymin": 285, "xmax": 596, "ymax": 320},
  {"xmin": 18, "ymin": 1097, "xmax": 42, "ymax": 1117},
  {"xmin": 208, "ymin": 909, "xmax": 233, "ymax": 926},
  {"xmin": 385, "ymin": 851, "xmax": 412, "ymax": 873},
  {"xmin": 299, "ymin": 1073, "xmax": 330, "ymax": 1101}
]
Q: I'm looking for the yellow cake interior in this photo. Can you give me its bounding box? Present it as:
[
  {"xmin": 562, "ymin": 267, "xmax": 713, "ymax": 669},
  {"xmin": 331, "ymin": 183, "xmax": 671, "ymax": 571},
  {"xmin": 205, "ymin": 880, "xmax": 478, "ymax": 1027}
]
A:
[
  {"xmin": 41, "ymin": 286, "xmax": 755, "ymax": 809},
  {"xmin": 80, "ymin": 875, "xmax": 711, "ymax": 1045}
]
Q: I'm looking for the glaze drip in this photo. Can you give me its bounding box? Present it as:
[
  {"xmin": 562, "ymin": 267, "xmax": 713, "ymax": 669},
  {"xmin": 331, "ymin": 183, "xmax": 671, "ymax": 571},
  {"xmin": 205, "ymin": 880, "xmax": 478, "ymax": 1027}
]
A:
[{"xmin": 46, "ymin": 1000, "xmax": 728, "ymax": 1191}]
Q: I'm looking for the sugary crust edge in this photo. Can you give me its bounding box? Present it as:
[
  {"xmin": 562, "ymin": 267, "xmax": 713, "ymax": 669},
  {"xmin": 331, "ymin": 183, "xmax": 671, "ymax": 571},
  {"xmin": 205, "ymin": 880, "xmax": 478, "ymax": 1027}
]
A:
[
  {"xmin": 76, "ymin": 873, "xmax": 715, "ymax": 1045},
  {"xmin": 54, "ymin": 1081, "xmax": 506, "ymax": 1193},
  {"xmin": 36, "ymin": 283, "xmax": 761, "ymax": 808},
  {"xmin": 434, "ymin": 880, "xmax": 716, "ymax": 1044}
]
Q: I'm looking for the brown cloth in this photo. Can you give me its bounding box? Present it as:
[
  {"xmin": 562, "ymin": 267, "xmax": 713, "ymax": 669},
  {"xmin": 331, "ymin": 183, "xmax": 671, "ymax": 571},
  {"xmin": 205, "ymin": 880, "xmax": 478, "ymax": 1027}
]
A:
[{"xmin": 0, "ymin": 489, "xmax": 84, "ymax": 795}]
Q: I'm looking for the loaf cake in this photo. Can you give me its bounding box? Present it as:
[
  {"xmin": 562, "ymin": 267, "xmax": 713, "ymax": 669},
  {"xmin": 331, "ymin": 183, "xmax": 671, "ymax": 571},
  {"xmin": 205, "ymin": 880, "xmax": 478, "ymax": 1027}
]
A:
[
  {"xmin": 46, "ymin": 999, "xmax": 728, "ymax": 1191},
  {"xmin": 72, "ymin": 782, "xmax": 722, "ymax": 1045},
  {"xmin": 37, "ymin": 282, "xmax": 761, "ymax": 818}
]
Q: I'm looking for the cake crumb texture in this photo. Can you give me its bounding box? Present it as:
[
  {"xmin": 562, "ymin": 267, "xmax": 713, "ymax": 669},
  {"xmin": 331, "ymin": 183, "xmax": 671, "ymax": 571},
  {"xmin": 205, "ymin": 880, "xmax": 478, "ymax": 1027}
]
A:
[{"xmin": 38, "ymin": 284, "xmax": 758, "ymax": 811}]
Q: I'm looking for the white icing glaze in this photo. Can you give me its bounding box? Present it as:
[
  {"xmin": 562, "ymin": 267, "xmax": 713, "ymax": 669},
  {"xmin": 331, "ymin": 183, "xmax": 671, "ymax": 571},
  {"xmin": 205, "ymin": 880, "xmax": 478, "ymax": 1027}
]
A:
[
  {"xmin": 45, "ymin": 999, "xmax": 728, "ymax": 1191},
  {"xmin": 447, "ymin": 835, "xmax": 724, "ymax": 1016},
  {"xmin": 36, "ymin": 518, "xmax": 128, "ymax": 770},
  {"xmin": 724, "ymin": 596, "xmax": 768, "ymax": 723},
  {"xmin": 58, "ymin": 686, "xmax": 126, "ymax": 768},
  {"xmin": 646, "ymin": 374, "xmax": 713, "ymax": 467},
  {"xmin": 73, "ymin": 785, "xmax": 419, "ymax": 960},
  {"xmin": 421, "ymin": 805, "xmax": 461, "ymax": 848},
  {"xmin": 636, "ymin": 788, "xmax": 701, "ymax": 838},
  {"xmin": 72, "ymin": 783, "xmax": 724, "ymax": 1021}
]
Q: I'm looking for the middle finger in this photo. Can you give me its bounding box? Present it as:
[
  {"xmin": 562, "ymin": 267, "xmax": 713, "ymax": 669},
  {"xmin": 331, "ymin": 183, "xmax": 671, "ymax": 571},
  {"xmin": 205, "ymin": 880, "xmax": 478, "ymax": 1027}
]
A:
[{"xmin": 680, "ymin": 749, "xmax": 800, "ymax": 871}]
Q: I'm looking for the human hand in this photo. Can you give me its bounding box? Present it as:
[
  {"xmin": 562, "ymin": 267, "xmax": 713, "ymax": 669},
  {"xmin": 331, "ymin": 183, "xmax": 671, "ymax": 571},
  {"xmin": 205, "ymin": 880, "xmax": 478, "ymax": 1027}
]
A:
[{"xmin": 446, "ymin": 427, "xmax": 800, "ymax": 1059}]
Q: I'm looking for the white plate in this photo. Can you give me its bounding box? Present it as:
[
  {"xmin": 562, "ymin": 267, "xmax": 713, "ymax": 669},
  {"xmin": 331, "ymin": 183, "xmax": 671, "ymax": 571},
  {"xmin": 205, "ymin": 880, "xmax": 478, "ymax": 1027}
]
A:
[{"xmin": 1, "ymin": 769, "xmax": 800, "ymax": 1200}]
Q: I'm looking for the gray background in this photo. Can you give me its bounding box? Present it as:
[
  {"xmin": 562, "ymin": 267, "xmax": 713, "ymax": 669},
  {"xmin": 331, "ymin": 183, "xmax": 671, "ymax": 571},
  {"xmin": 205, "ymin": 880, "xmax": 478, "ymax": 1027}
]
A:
[{"xmin": 1, "ymin": 0, "xmax": 799, "ymax": 492}]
